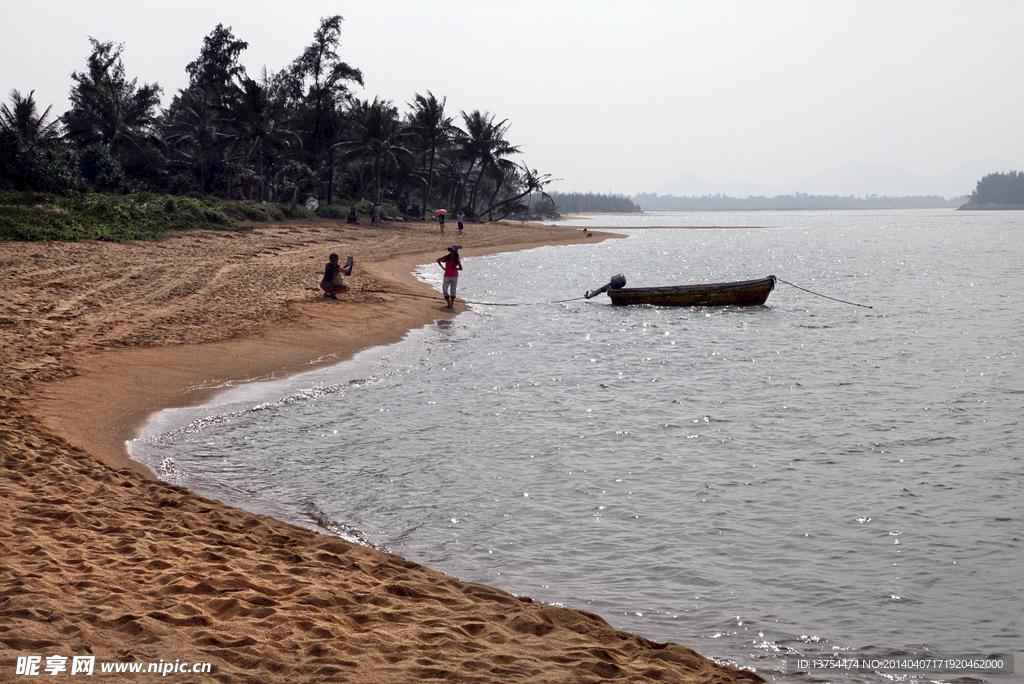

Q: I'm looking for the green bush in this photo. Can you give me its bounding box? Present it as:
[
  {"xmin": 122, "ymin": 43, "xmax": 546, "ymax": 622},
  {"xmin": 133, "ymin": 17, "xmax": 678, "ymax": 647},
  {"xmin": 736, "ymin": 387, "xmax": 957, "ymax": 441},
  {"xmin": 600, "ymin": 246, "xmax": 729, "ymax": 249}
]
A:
[
  {"xmin": 315, "ymin": 204, "xmax": 348, "ymax": 220},
  {"xmin": 0, "ymin": 191, "xmax": 243, "ymax": 240},
  {"xmin": 0, "ymin": 190, "xmax": 391, "ymax": 241},
  {"xmin": 321, "ymin": 198, "xmax": 403, "ymax": 221},
  {"xmin": 80, "ymin": 145, "xmax": 124, "ymax": 191}
]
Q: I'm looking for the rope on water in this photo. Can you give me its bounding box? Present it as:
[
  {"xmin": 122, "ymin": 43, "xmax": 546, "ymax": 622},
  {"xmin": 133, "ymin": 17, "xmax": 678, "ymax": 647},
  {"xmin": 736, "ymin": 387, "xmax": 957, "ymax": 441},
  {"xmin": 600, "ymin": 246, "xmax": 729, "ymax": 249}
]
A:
[
  {"xmin": 357, "ymin": 288, "xmax": 588, "ymax": 307},
  {"xmin": 776, "ymin": 277, "xmax": 873, "ymax": 309}
]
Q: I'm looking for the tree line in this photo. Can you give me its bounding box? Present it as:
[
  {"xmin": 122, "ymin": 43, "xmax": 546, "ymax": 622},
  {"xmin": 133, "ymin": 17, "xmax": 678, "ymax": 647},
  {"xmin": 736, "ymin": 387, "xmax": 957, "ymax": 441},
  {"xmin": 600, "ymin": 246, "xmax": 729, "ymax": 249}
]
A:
[
  {"xmin": 0, "ymin": 17, "xmax": 554, "ymax": 221},
  {"xmin": 961, "ymin": 171, "xmax": 1024, "ymax": 208},
  {"xmin": 547, "ymin": 192, "xmax": 640, "ymax": 214}
]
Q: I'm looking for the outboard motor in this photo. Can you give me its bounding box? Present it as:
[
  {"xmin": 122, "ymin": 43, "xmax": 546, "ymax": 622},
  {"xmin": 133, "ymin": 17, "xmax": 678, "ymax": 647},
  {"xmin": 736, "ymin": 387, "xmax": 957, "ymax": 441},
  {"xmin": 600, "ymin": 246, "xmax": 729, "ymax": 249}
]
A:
[{"xmin": 585, "ymin": 274, "xmax": 626, "ymax": 299}]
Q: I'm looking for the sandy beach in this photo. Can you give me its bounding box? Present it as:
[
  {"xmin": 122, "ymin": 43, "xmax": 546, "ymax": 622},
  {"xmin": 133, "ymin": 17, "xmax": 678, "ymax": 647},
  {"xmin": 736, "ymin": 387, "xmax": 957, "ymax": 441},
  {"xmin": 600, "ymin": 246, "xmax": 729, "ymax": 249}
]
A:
[{"xmin": 1, "ymin": 218, "xmax": 763, "ymax": 683}]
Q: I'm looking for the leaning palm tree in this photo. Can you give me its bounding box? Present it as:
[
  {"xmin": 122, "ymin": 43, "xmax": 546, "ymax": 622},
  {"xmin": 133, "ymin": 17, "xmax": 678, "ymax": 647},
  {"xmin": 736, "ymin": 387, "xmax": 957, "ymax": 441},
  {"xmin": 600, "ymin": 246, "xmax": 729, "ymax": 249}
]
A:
[
  {"xmin": 407, "ymin": 91, "xmax": 453, "ymax": 219},
  {"xmin": 480, "ymin": 155, "xmax": 520, "ymax": 220},
  {"xmin": 479, "ymin": 161, "xmax": 558, "ymax": 222},
  {"xmin": 0, "ymin": 90, "xmax": 62, "ymax": 149}
]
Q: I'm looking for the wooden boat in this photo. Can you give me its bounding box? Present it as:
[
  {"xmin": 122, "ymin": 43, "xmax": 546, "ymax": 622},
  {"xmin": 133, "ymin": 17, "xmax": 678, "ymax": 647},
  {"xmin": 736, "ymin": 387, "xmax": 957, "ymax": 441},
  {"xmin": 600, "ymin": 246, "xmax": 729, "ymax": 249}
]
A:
[{"xmin": 588, "ymin": 275, "xmax": 776, "ymax": 307}]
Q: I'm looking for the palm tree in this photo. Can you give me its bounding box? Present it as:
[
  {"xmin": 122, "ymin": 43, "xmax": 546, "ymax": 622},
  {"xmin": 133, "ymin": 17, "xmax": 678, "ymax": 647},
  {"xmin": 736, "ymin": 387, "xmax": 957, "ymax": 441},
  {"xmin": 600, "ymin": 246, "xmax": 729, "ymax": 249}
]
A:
[
  {"xmin": 0, "ymin": 90, "xmax": 61, "ymax": 149},
  {"xmin": 339, "ymin": 98, "xmax": 414, "ymax": 204},
  {"xmin": 407, "ymin": 91, "xmax": 453, "ymax": 219},
  {"xmin": 454, "ymin": 110, "xmax": 520, "ymax": 215},
  {"xmin": 63, "ymin": 39, "xmax": 163, "ymax": 177},
  {"xmin": 161, "ymin": 88, "xmax": 231, "ymax": 194},
  {"xmin": 185, "ymin": 24, "xmax": 249, "ymax": 108},
  {"xmin": 1, "ymin": 89, "xmax": 77, "ymax": 193},
  {"xmin": 228, "ymin": 72, "xmax": 297, "ymax": 201},
  {"xmin": 279, "ymin": 16, "xmax": 362, "ymax": 204}
]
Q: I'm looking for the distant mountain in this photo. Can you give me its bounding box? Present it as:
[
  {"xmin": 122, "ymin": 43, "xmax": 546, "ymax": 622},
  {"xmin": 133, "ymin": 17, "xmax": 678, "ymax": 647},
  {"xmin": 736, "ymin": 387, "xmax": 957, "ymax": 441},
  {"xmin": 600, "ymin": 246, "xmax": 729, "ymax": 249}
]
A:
[{"xmin": 656, "ymin": 158, "xmax": 1022, "ymax": 200}]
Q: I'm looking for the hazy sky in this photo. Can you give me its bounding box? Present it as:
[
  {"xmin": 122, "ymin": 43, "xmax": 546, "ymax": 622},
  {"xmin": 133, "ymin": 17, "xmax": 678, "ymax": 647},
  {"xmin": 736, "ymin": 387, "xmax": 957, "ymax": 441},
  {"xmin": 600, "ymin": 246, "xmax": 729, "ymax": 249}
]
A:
[{"xmin": 3, "ymin": 1, "xmax": 1023, "ymax": 194}]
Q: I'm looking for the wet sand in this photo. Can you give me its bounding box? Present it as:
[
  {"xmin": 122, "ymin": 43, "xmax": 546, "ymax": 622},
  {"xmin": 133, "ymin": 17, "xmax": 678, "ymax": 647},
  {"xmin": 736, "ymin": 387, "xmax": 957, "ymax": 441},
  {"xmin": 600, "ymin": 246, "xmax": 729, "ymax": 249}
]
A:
[{"xmin": 0, "ymin": 218, "xmax": 762, "ymax": 682}]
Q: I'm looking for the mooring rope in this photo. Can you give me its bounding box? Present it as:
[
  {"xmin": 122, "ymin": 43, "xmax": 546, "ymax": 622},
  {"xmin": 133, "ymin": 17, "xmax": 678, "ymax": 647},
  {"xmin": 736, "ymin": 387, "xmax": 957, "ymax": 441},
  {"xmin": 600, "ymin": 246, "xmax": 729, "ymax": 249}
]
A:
[
  {"xmin": 775, "ymin": 277, "xmax": 873, "ymax": 309},
  {"xmin": 357, "ymin": 288, "xmax": 587, "ymax": 307}
]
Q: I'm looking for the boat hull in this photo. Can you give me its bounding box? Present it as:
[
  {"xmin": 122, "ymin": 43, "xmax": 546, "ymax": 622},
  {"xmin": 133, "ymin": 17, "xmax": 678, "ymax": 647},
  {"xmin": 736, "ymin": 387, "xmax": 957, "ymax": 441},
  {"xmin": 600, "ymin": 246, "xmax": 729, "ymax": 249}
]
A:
[{"xmin": 607, "ymin": 276, "xmax": 776, "ymax": 307}]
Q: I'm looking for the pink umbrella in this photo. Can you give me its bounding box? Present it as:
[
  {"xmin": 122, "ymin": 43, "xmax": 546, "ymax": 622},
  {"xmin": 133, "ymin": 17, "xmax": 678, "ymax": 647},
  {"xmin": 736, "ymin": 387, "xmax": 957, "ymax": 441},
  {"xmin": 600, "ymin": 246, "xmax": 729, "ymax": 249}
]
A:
[{"xmin": 434, "ymin": 209, "xmax": 447, "ymax": 215}]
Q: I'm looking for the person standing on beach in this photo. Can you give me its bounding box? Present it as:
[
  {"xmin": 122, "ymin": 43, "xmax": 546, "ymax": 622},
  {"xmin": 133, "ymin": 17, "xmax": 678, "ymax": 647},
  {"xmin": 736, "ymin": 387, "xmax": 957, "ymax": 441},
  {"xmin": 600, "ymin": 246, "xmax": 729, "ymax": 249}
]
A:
[
  {"xmin": 457, "ymin": 211, "xmax": 465, "ymax": 234},
  {"xmin": 371, "ymin": 201, "xmax": 381, "ymax": 226},
  {"xmin": 439, "ymin": 212, "xmax": 446, "ymax": 233},
  {"xmin": 320, "ymin": 253, "xmax": 353, "ymax": 298},
  {"xmin": 436, "ymin": 246, "xmax": 462, "ymax": 309}
]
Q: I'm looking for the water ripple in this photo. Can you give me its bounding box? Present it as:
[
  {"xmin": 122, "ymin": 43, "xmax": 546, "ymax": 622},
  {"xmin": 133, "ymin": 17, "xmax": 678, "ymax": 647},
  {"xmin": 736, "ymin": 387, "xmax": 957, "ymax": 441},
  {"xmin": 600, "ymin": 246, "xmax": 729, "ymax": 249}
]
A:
[{"xmin": 132, "ymin": 211, "xmax": 1024, "ymax": 683}]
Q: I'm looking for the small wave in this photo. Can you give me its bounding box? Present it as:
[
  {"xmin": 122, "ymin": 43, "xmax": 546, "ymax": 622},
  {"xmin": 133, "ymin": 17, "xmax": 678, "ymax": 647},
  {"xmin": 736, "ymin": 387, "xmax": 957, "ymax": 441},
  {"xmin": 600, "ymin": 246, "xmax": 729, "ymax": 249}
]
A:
[
  {"xmin": 143, "ymin": 378, "xmax": 373, "ymax": 442},
  {"xmin": 303, "ymin": 501, "xmax": 384, "ymax": 551},
  {"xmin": 157, "ymin": 457, "xmax": 185, "ymax": 485}
]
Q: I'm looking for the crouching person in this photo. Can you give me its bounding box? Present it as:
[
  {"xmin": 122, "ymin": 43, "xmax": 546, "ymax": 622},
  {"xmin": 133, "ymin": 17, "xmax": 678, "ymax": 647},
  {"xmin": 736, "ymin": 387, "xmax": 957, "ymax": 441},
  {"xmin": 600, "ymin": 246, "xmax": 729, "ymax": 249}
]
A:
[{"xmin": 321, "ymin": 253, "xmax": 353, "ymax": 298}]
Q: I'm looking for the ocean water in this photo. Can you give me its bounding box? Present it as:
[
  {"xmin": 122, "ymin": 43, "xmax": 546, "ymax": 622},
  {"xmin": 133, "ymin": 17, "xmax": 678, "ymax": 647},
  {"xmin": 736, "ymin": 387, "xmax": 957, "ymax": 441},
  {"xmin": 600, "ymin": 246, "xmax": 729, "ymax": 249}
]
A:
[{"xmin": 131, "ymin": 210, "xmax": 1023, "ymax": 682}]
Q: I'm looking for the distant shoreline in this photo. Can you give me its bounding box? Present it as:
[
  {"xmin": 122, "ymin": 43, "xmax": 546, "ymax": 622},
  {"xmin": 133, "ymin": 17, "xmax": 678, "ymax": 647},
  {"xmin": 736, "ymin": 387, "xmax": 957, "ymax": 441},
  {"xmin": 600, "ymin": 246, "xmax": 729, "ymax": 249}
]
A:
[
  {"xmin": 957, "ymin": 203, "xmax": 1024, "ymax": 210},
  {"xmin": 631, "ymin": 194, "xmax": 964, "ymax": 212}
]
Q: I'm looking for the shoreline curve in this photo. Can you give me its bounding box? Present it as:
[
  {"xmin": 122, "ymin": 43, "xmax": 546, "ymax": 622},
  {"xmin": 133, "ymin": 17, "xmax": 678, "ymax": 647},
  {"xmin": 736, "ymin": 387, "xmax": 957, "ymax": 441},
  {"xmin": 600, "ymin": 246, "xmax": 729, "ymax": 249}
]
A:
[{"xmin": 1, "ymin": 218, "xmax": 764, "ymax": 683}]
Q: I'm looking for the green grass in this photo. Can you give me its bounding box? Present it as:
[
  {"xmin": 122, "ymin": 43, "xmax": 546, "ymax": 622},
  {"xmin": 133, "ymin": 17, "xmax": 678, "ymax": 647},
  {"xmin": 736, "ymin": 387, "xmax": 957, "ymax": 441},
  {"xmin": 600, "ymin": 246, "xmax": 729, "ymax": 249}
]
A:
[{"xmin": 0, "ymin": 192, "xmax": 324, "ymax": 241}]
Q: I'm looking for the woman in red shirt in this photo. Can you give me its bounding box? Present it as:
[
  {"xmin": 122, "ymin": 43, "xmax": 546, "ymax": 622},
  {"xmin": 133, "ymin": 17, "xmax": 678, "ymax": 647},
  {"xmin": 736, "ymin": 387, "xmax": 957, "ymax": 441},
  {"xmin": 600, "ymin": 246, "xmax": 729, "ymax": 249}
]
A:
[{"xmin": 436, "ymin": 246, "xmax": 462, "ymax": 309}]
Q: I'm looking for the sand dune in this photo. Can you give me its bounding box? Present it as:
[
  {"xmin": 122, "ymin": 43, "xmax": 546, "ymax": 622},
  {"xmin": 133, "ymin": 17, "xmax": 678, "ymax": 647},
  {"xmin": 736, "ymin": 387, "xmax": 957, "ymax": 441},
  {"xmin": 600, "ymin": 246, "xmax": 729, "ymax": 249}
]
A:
[{"xmin": 0, "ymin": 218, "xmax": 762, "ymax": 682}]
